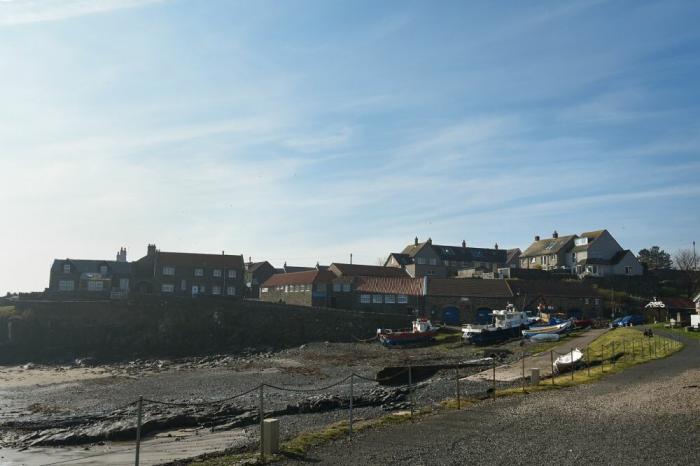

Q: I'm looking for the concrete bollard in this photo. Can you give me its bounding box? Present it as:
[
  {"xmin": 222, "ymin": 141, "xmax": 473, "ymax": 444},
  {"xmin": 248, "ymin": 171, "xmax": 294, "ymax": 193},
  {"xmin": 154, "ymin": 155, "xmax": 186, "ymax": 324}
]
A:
[
  {"xmin": 530, "ymin": 368, "xmax": 540, "ymax": 386},
  {"xmin": 263, "ymin": 419, "xmax": 279, "ymax": 455}
]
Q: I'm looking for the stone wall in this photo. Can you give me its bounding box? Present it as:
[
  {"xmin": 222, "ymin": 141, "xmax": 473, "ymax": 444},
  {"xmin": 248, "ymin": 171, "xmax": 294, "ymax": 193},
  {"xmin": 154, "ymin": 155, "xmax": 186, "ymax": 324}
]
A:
[{"xmin": 0, "ymin": 297, "xmax": 411, "ymax": 363}]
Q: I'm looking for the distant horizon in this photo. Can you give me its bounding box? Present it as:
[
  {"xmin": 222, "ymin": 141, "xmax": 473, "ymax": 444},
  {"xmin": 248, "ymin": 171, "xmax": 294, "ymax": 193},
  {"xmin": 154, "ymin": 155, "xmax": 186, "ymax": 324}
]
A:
[{"xmin": 1, "ymin": 0, "xmax": 699, "ymax": 294}]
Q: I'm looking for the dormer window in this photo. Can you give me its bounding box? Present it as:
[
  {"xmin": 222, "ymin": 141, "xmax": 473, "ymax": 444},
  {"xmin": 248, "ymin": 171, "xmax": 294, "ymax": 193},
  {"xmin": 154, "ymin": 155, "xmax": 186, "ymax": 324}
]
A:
[
  {"xmin": 99, "ymin": 265, "xmax": 108, "ymax": 275},
  {"xmin": 63, "ymin": 263, "xmax": 71, "ymax": 274},
  {"xmin": 575, "ymin": 238, "xmax": 588, "ymax": 246}
]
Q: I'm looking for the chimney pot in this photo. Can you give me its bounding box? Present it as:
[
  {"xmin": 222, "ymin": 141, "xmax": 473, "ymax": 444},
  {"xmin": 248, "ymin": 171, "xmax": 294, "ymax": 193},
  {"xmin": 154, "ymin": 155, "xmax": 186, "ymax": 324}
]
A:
[
  {"xmin": 535, "ymin": 235, "xmax": 540, "ymax": 242},
  {"xmin": 553, "ymin": 230, "xmax": 559, "ymax": 239},
  {"xmin": 414, "ymin": 236, "xmax": 419, "ymax": 246},
  {"xmin": 494, "ymin": 243, "xmax": 499, "ymax": 250},
  {"xmin": 462, "ymin": 240, "xmax": 466, "ymax": 248}
]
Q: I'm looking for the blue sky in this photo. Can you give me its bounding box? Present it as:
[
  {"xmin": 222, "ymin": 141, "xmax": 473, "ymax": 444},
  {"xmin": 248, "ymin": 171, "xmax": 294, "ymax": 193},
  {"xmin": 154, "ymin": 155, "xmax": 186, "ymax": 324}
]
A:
[{"xmin": 1, "ymin": 0, "xmax": 699, "ymax": 293}]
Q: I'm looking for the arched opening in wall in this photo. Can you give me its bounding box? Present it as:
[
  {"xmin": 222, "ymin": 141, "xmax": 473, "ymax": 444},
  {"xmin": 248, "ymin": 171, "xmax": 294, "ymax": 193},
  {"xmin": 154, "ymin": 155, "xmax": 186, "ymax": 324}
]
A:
[
  {"xmin": 441, "ymin": 306, "xmax": 461, "ymax": 325},
  {"xmin": 476, "ymin": 307, "xmax": 493, "ymax": 325}
]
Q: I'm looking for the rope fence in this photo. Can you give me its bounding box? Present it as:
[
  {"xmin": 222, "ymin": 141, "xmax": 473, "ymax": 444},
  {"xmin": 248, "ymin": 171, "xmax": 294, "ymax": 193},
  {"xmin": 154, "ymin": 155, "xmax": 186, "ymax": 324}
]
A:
[{"xmin": 5, "ymin": 333, "xmax": 685, "ymax": 465}]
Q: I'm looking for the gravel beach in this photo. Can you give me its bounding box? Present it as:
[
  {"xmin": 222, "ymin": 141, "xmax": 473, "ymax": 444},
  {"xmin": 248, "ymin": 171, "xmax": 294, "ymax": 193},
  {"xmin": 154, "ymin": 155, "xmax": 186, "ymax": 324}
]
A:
[{"xmin": 278, "ymin": 330, "xmax": 700, "ymax": 465}]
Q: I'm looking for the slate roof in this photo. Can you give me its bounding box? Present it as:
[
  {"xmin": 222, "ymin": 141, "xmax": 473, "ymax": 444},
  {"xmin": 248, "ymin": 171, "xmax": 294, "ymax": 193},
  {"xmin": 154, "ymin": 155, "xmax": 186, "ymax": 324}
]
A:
[
  {"xmin": 657, "ymin": 297, "xmax": 694, "ymax": 309},
  {"xmin": 51, "ymin": 259, "xmax": 131, "ymax": 275},
  {"xmin": 330, "ymin": 263, "xmax": 410, "ymax": 278},
  {"xmin": 398, "ymin": 241, "xmax": 507, "ymax": 264},
  {"xmin": 506, "ymin": 248, "xmax": 521, "ymax": 266},
  {"xmin": 284, "ymin": 265, "xmax": 315, "ymax": 273},
  {"xmin": 580, "ymin": 230, "xmax": 606, "ymax": 240},
  {"xmin": 521, "ymin": 235, "xmax": 577, "ymax": 258},
  {"xmin": 262, "ymin": 270, "xmax": 335, "ymax": 287},
  {"xmin": 506, "ymin": 279, "xmax": 597, "ymax": 298},
  {"xmin": 576, "ymin": 250, "xmax": 630, "ymax": 266},
  {"xmin": 155, "ymin": 251, "xmax": 244, "ymax": 268},
  {"xmin": 246, "ymin": 261, "xmax": 272, "ymax": 273},
  {"xmin": 427, "ymin": 278, "xmax": 513, "ymax": 298},
  {"xmin": 352, "ymin": 276, "xmax": 424, "ymax": 295},
  {"xmin": 386, "ymin": 253, "xmax": 412, "ymax": 266}
]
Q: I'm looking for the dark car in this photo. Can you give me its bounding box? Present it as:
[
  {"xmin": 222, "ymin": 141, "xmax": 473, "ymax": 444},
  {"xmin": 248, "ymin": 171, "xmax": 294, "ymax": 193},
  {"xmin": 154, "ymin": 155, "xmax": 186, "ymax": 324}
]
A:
[{"xmin": 615, "ymin": 315, "xmax": 646, "ymax": 327}]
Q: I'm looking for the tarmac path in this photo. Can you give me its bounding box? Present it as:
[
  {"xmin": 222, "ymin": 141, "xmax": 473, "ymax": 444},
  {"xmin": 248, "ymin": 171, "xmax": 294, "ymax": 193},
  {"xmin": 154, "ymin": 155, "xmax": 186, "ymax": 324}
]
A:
[
  {"xmin": 465, "ymin": 327, "xmax": 608, "ymax": 382},
  {"xmin": 279, "ymin": 328, "xmax": 699, "ymax": 465}
]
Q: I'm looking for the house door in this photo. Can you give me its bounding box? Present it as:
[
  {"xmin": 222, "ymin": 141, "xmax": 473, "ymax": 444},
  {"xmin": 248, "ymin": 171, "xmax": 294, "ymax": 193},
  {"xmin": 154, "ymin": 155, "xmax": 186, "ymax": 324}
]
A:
[{"xmin": 192, "ymin": 285, "xmax": 199, "ymax": 297}]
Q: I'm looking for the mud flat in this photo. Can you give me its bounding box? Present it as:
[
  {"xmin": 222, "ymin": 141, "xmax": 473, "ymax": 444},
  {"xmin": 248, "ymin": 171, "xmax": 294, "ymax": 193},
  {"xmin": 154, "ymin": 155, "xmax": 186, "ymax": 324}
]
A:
[{"xmin": 0, "ymin": 336, "xmax": 522, "ymax": 463}]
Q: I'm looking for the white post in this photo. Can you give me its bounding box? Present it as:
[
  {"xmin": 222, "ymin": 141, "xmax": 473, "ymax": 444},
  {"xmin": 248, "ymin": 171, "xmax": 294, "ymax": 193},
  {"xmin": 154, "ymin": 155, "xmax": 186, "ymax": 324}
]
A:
[
  {"xmin": 262, "ymin": 419, "xmax": 279, "ymax": 455},
  {"xmin": 530, "ymin": 368, "xmax": 540, "ymax": 386}
]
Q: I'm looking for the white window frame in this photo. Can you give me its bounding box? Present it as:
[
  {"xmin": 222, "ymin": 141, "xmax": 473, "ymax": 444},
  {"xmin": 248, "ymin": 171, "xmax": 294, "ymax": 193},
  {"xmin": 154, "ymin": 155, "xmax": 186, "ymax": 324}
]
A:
[
  {"xmin": 372, "ymin": 294, "xmax": 383, "ymax": 304},
  {"xmin": 58, "ymin": 280, "xmax": 74, "ymax": 291},
  {"xmin": 333, "ymin": 283, "xmax": 342, "ymax": 292},
  {"xmin": 212, "ymin": 286, "xmax": 221, "ymax": 295},
  {"xmin": 119, "ymin": 278, "xmax": 130, "ymax": 291},
  {"xmin": 360, "ymin": 294, "xmax": 371, "ymax": 304},
  {"xmin": 416, "ymin": 257, "xmax": 426, "ymax": 265},
  {"xmin": 88, "ymin": 280, "xmax": 104, "ymax": 291},
  {"xmin": 99, "ymin": 265, "xmax": 108, "ymax": 275},
  {"xmin": 194, "ymin": 268, "xmax": 204, "ymax": 277},
  {"xmin": 429, "ymin": 258, "xmax": 437, "ymax": 266},
  {"xmin": 398, "ymin": 294, "xmax": 408, "ymax": 304},
  {"xmin": 625, "ymin": 266, "xmax": 632, "ymax": 275},
  {"xmin": 161, "ymin": 283, "xmax": 175, "ymax": 293},
  {"xmin": 63, "ymin": 263, "xmax": 71, "ymax": 274},
  {"xmin": 261, "ymin": 287, "xmax": 268, "ymax": 293},
  {"xmin": 227, "ymin": 286, "xmax": 236, "ymax": 296},
  {"xmin": 181, "ymin": 279, "xmax": 187, "ymax": 291},
  {"xmin": 342, "ymin": 283, "xmax": 351, "ymax": 292},
  {"xmin": 385, "ymin": 294, "xmax": 396, "ymax": 304},
  {"xmin": 228, "ymin": 269, "xmax": 237, "ymax": 278},
  {"xmin": 213, "ymin": 269, "xmax": 222, "ymax": 277},
  {"xmin": 163, "ymin": 266, "xmax": 175, "ymax": 276}
]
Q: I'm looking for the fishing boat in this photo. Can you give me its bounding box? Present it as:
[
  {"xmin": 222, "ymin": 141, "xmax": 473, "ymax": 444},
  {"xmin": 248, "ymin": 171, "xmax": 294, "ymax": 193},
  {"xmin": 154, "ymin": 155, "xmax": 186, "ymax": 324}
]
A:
[
  {"xmin": 377, "ymin": 318, "xmax": 438, "ymax": 347},
  {"xmin": 554, "ymin": 348, "xmax": 584, "ymax": 373},
  {"xmin": 529, "ymin": 333, "xmax": 560, "ymax": 343},
  {"xmin": 522, "ymin": 319, "xmax": 573, "ymax": 338},
  {"xmin": 462, "ymin": 304, "xmax": 533, "ymax": 346}
]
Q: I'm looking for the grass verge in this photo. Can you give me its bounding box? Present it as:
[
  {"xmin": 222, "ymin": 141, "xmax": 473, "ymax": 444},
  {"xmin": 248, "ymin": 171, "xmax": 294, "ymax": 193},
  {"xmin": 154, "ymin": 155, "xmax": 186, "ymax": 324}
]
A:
[
  {"xmin": 651, "ymin": 323, "xmax": 700, "ymax": 341},
  {"xmin": 188, "ymin": 328, "xmax": 684, "ymax": 465},
  {"xmin": 0, "ymin": 306, "xmax": 16, "ymax": 317},
  {"xmin": 497, "ymin": 327, "xmax": 683, "ymax": 396}
]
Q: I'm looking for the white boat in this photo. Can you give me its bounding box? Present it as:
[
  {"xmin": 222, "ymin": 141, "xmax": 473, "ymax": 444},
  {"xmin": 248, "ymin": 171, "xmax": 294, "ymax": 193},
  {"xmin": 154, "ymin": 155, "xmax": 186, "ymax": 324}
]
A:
[
  {"xmin": 522, "ymin": 320, "xmax": 572, "ymax": 338},
  {"xmin": 554, "ymin": 348, "xmax": 583, "ymax": 373},
  {"xmin": 462, "ymin": 304, "xmax": 532, "ymax": 345},
  {"xmin": 530, "ymin": 333, "xmax": 560, "ymax": 343}
]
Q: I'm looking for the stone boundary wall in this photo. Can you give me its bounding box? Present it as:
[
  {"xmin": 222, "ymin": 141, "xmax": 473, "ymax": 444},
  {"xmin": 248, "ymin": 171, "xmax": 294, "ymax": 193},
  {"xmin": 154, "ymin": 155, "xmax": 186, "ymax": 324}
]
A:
[{"xmin": 1, "ymin": 297, "xmax": 412, "ymax": 363}]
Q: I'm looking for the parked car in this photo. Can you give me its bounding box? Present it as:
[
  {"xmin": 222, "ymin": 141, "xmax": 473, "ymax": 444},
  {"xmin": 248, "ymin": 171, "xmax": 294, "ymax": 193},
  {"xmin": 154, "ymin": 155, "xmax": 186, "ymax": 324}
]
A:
[
  {"xmin": 613, "ymin": 315, "xmax": 646, "ymax": 327},
  {"xmin": 610, "ymin": 317, "xmax": 624, "ymax": 328}
]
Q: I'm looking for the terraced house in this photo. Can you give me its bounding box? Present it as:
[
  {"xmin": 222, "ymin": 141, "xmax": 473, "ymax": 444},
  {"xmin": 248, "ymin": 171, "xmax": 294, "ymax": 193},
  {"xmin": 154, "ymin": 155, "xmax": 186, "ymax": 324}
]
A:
[
  {"xmin": 385, "ymin": 237, "xmax": 508, "ymax": 277},
  {"xmin": 48, "ymin": 247, "xmax": 131, "ymax": 298},
  {"xmin": 131, "ymin": 244, "xmax": 245, "ymax": 298}
]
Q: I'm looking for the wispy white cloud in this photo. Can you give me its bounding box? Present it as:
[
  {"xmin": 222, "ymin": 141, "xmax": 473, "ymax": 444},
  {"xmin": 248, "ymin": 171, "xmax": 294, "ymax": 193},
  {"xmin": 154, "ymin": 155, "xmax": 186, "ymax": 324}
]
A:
[{"xmin": 0, "ymin": 0, "xmax": 166, "ymax": 25}]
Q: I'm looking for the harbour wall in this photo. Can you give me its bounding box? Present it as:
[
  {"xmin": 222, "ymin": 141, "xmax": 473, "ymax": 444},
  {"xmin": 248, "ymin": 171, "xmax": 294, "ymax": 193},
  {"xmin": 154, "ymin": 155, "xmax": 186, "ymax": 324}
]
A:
[{"xmin": 0, "ymin": 297, "xmax": 412, "ymax": 363}]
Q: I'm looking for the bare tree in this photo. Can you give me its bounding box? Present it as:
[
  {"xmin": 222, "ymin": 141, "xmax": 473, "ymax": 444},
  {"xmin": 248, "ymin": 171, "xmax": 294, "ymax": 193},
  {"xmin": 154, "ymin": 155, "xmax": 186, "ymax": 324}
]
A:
[
  {"xmin": 674, "ymin": 248, "xmax": 699, "ymax": 298},
  {"xmin": 376, "ymin": 256, "xmax": 388, "ymax": 266}
]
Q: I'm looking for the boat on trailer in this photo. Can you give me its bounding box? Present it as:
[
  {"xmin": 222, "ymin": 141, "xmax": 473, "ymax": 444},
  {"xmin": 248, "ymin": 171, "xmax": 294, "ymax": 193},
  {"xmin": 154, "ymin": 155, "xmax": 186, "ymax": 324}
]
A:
[
  {"xmin": 462, "ymin": 304, "xmax": 534, "ymax": 346},
  {"xmin": 522, "ymin": 320, "xmax": 573, "ymax": 338},
  {"xmin": 378, "ymin": 319, "xmax": 438, "ymax": 347}
]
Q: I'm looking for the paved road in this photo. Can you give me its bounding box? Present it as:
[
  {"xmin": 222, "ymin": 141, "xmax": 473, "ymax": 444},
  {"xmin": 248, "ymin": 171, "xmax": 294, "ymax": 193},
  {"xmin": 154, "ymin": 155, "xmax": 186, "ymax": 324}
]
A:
[
  {"xmin": 279, "ymin": 330, "xmax": 699, "ymax": 465},
  {"xmin": 464, "ymin": 328, "xmax": 608, "ymax": 382}
]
